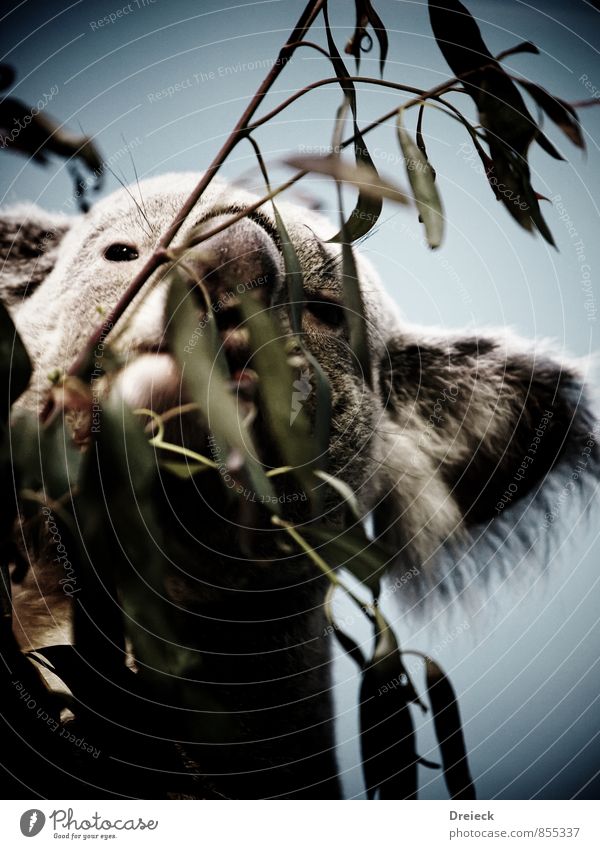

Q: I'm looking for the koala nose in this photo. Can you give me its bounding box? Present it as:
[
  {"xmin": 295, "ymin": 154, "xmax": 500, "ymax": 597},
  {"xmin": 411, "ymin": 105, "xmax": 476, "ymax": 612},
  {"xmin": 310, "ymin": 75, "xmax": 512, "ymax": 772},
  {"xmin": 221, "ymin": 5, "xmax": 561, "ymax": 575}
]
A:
[
  {"xmin": 185, "ymin": 215, "xmax": 281, "ymax": 309},
  {"xmin": 182, "ymin": 215, "xmax": 282, "ymax": 372}
]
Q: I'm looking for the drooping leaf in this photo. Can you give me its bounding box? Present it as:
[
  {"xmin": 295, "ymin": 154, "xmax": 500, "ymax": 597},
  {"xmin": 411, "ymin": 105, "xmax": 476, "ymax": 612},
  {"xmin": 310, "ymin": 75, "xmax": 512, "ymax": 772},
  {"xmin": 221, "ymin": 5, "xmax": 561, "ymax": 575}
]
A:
[
  {"xmin": 415, "ymin": 103, "xmax": 437, "ymax": 180},
  {"xmin": 360, "ymin": 672, "xmax": 419, "ymax": 799},
  {"xmin": 426, "ymin": 656, "xmax": 476, "ymax": 799},
  {"xmin": 271, "ymin": 202, "xmax": 332, "ymax": 474},
  {"xmin": 237, "ymin": 293, "xmax": 317, "ymax": 503},
  {"xmin": 284, "ymin": 154, "xmax": 410, "ymax": 205},
  {"xmin": 344, "ymin": 0, "xmax": 389, "ymax": 77},
  {"xmin": 427, "ymin": 0, "xmax": 555, "ymax": 244},
  {"xmin": 517, "ymin": 79, "xmax": 584, "ymax": 148},
  {"xmin": 535, "ymin": 129, "xmax": 565, "ymax": 161},
  {"xmin": 396, "ymin": 110, "xmax": 444, "ymax": 248},
  {"xmin": 323, "ymin": 5, "xmax": 383, "ymax": 242},
  {"xmin": 166, "ymin": 267, "xmax": 277, "ymax": 510},
  {"xmin": 360, "ymin": 611, "xmax": 423, "ymax": 799},
  {"xmin": 303, "ymin": 523, "xmax": 391, "ymax": 592},
  {"xmin": 272, "ymin": 204, "xmax": 305, "ymax": 335},
  {"xmin": 427, "ymin": 0, "xmax": 535, "ymax": 157},
  {"xmin": 487, "ymin": 140, "xmax": 555, "ymax": 245},
  {"xmin": 324, "ymin": 585, "xmax": 367, "ymax": 667}
]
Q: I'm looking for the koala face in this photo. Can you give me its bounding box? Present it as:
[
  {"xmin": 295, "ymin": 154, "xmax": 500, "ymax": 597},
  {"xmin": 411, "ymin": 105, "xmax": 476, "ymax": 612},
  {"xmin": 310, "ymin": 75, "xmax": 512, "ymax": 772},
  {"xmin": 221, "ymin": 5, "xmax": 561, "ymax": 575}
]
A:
[{"xmin": 2, "ymin": 172, "xmax": 598, "ymax": 590}]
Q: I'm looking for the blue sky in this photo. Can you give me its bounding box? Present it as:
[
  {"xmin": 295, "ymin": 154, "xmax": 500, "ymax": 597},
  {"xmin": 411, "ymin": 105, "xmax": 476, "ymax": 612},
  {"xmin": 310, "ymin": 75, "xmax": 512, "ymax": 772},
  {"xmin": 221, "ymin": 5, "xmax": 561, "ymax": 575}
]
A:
[{"xmin": 2, "ymin": 0, "xmax": 600, "ymax": 799}]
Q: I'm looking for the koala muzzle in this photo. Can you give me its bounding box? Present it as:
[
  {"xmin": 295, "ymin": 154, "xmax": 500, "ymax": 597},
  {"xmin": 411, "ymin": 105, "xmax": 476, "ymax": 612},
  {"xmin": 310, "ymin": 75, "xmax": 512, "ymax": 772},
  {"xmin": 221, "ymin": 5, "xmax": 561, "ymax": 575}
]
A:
[
  {"xmin": 184, "ymin": 214, "xmax": 281, "ymax": 371},
  {"xmin": 112, "ymin": 215, "xmax": 282, "ymax": 436}
]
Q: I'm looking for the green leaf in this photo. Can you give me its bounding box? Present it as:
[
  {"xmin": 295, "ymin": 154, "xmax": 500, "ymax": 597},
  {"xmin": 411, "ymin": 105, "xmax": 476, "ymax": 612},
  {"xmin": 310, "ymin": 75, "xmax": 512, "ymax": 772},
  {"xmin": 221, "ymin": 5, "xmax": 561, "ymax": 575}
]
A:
[
  {"xmin": 314, "ymin": 469, "xmax": 361, "ymax": 519},
  {"xmin": 426, "ymin": 656, "xmax": 476, "ymax": 799},
  {"xmin": 11, "ymin": 410, "xmax": 82, "ymax": 502},
  {"xmin": 323, "ymin": 6, "xmax": 383, "ymax": 242},
  {"xmin": 165, "ymin": 267, "xmax": 277, "ymax": 509},
  {"xmin": 271, "ymin": 203, "xmax": 332, "ymax": 472},
  {"xmin": 237, "ymin": 293, "xmax": 317, "ymax": 503},
  {"xmin": 272, "ymin": 204, "xmax": 305, "ymax": 335},
  {"xmin": 303, "ymin": 523, "xmax": 390, "ymax": 592},
  {"xmin": 86, "ymin": 399, "xmax": 235, "ymax": 731},
  {"xmin": 396, "ymin": 110, "xmax": 444, "ymax": 248}
]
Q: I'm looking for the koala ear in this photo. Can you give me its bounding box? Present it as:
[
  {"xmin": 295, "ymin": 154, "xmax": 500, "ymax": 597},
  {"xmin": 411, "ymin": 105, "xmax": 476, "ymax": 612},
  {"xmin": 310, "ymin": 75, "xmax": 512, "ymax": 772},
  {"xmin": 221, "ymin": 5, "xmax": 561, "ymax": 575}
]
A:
[
  {"xmin": 0, "ymin": 204, "xmax": 73, "ymax": 306},
  {"xmin": 376, "ymin": 327, "xmax": 599, "ymax": 591}
]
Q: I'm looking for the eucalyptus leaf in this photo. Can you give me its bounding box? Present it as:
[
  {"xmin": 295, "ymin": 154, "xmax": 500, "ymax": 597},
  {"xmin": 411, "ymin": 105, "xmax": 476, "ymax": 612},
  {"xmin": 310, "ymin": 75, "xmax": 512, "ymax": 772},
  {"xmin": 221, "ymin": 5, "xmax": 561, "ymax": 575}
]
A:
[
  {"xmin": 303, "ymin": 523, "xmax": 390, "ymax": 592},
  {"xmin": 396, "ymin": 110, "xmax": 444, "ymax": 248},
  {"xmin": 284, "ymin": 155, "xmax": 409, "ymax": 206},
  {"xmin": 270, "ymin": 203, "xmax": 332, "ymax": 474},
  {"xmin": 426, "ymin": 656, "xmax": 476, "ymax": 799},
  {"xmin": 166, "ymin": 268, "xmax": 277, "ymax": 509},
  {"xmin": 344, "ymin": 0, "xmax": 389, "ymax": 77},
  {"xmin": 360, "ymin": 659, "xmax": 419, "ymax": 799},
  {"xmin": 428, "ymin": 0, "xmax": 556, "ymax": 244},
  {"xmin": 517, "ymin": 79, "xmax": 584, "ymax": 149},
  {"xmin": 323, "ymin": 5, "xmax": 383, "ymax": 242},
  {"xmin": 238, "ymin": 293, "xmax": 316, "ymax": 502}
]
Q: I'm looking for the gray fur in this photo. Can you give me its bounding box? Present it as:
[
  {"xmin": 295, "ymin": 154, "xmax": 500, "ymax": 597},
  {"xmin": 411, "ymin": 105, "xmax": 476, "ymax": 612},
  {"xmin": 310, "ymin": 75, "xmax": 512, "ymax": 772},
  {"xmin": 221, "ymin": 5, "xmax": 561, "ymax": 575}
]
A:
[{"xmin": 0, "ymin": 203, "xmax": 71, "ymax": 305}]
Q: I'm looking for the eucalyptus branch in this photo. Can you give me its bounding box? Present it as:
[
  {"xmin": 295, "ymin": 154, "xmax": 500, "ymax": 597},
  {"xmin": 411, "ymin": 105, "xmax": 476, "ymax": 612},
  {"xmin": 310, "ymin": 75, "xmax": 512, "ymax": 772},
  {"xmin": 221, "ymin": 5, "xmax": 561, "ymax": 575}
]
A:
[
  {"xmin": 285, "ymin": 40, "xmax": 334, "ymax": 61},
  {"xmin": 170, "ymin": 93, "xmax": 478, "ymax": 252},
  {"xmin": 247, "ymin": 75, "xmax": 439, "ymax": 132}
]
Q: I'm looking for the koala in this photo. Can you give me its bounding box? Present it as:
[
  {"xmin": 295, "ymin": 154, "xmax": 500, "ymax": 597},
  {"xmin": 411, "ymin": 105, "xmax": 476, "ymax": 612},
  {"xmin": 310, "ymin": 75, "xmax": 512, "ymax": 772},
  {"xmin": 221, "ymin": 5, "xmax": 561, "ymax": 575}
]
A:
[{"xmin": 2, "ymin": 172, "xmax": 598, "ymax": 799}]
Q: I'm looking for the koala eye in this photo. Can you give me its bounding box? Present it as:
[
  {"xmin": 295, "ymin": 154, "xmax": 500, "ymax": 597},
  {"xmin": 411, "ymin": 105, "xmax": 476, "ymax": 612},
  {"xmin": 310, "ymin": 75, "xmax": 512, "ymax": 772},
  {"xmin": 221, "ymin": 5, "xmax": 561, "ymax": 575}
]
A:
[
  {"xmin": 305, "ymin": 297, "xmax": 345, "ymax": 329},
  {"xmin": 104, "ymin": 243, "xmax": 139, "ymax": 262}
]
